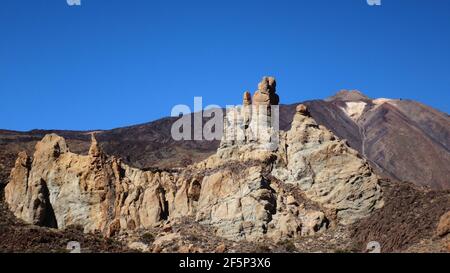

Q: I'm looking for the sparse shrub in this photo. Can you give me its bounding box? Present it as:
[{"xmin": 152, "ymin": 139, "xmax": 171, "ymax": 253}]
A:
[
  {"xmin": 279, "ymin": 239, "xmax": 296, "ymax": 253},
  {"xmin": 186, "ymin": 234, "xmax": 201, "ymax": 242},
  {"xmin": 65, "ymin": 224, "xmax": 84, "ymax": 233},
  {"xmin": 254, "ymin": 244, "xmax": 271, "ymax": 253},
  {"xmin": 141, "ymin": 232, "xmax": 155, "ymax": 244}
]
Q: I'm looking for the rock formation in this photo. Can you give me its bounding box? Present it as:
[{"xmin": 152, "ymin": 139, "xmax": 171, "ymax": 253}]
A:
[
  {"xmin": 437, "ymin": 211, "xmax": 450, "ymax": 237},
  {"xmin": 243, "ymin": 91, "xmax": 252, "ymax": 106},
  {"xmin": 4, "ymin": 78, "xmax": 384, "ymax": 242},
  {"xmin": 252, "ymin": 76, "xmax": 279, "ymax": 106},
  {"xmin": 272, "ymin": 104, "xmax": 384, "ymax": 224}
]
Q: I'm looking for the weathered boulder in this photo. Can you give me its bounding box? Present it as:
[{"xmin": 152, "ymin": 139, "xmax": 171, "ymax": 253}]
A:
[
  {"xmin": 253, "ymin": 76, "xmax": 279, "ymax": 106},
  {"xmin": 437, "ymin": 211, "xmax": 450, "ymax": 237},
  {"xmin": 243, "ymin": 91, "xmax": 252, "ymax": 106},
  {"xmin": 301, "ymin": 211, "xmax": 327, "ymax": 236},
  {"xmin": 296, "ymin": 104, "xmax": 309, "ymax": 116}
]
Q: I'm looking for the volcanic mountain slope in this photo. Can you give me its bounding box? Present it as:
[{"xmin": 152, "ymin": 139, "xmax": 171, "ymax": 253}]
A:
[
  {"xmin": 350, "ymin": 179, "xmax": 450, "ymax": 253},
  {"xmin": 321, "ymin": 90, "xmax": 450, "ymax": 190},
  {"xmin": 0, "ymin": 91, "xmax": 449, "ymax": 191}
]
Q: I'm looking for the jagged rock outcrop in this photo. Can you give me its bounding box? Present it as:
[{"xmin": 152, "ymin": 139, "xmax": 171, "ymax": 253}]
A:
[
  {"xmin": 4, "ymin": 77, "xmax": 383, "ymax": 242},
  {"xmin": 437, "ymin": 211, "xmax": 450, "ymax": 237},
  {"xmin": 243, "ymin": 91, "xmax": 252, "ymax": 106},
  {"xmin": 5, "ymin": 133, "xmax": 177, "ymax": 234},
  {"xmin": 5, "ymin": 149, "xmax": 57, "ymax": 228},
  {"xmin": 253, "ymin": 76, "xmax": 279, "ymax": 107},
  {"xmin": 272, "ymin": 104, "xmax": 384, "ymax": 224}
]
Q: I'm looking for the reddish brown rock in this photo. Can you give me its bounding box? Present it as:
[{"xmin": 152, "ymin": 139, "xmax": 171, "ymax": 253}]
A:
[
  {"xmin": 437, "ymin": 211, "xmax": 450, "ymax": 237},
  {"xmin": 215, "ymin": 243, "xmax": 226, "ymax": 253},
  {"xmin": 88, "ymin": 133, "xmax": 101, "ymax": 157},
  {"xmin": 243, "ymin": 91, "xmax": 252, "ymax": 106},
  {"xmin": 296, "ymin": 104, "xmax": 310, "ymax": 116},
  {"xmin": 108, "ymin": 218, "xmax": 121, "ymax": 237},
  {"xmin": 252, "ymin": 76, "xmax": 279, "ymax": 106}
]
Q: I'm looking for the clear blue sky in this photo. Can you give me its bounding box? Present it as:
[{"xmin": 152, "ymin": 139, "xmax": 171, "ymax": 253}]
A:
[{"xmin": 1, "ymin": 0, "xmax": 449, "ymax": 131}]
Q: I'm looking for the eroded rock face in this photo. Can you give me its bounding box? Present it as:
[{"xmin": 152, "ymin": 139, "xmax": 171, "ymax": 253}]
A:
[
  {"xmin": 253, "ymin": 76, "xmax": 279, "ymax": 106},
  {"xmin": 204, "ymin": 100, "xmax": 383, "ymax": 239},
  {"xmin": 5, "ymin": 134, "xmax": 177, "ymax": 234},
  {"xmin": 243, "ymin": 91, "xmax": 252, "ymax": 106},
  {"xmin": 437, "ymin": 211, "xmax": 450, "ymax": 237},
  {"xmin": 272, "ymin": 105, "xmax": 384, "ymax": 224},
  {"xmin": 5, "ymin": 78, "xmax": 383, "ymax": 242},
  {"xmin": 5, "ymin": 151, "xmax": 56, "ymax": 227}
]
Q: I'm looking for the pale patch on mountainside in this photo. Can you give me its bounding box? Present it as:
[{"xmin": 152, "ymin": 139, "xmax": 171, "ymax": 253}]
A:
[
  {"xmin": 373, "ymin": 98, "xmax": 396, "ymax": 109},
  {"xmin": 373, "ymin": 98, "xmax": 394, "ymax": 105},
  {"xmin": 340, "ymin": 102, "xmax": 367, "ymax": 121}
]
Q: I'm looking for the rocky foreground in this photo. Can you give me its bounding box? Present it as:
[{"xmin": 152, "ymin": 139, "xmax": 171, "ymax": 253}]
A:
[{"xmin": 2, "ymin": 78, "xmax": 449, "ymax": 253}]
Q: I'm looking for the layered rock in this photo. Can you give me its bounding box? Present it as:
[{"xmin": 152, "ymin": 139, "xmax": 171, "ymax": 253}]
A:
[
  {"xmin": 5, "ymin": 134, "xmax": 177, "ymax": 235},
  {"xmin": 437, "ymin": 211, "xmax": 450, "ymax": 237},
  {"xmin": 243, "ymin": 91, "xmax": 252, "ymax": 106},
  {"xmin": 221, "ymin": 77, "xmax": 280, "ymax": 151},
  {"xmin": 4, "ymin": 77, "xmax": 383, "ymax": 242},
  {"xmin": 4, "ymin": 151, "xmax": 57, "ymax": 227},
  {"xmin": 253, "ymin": 76, "xmax": 279, "ymax": 107},
  {"xmin": 272, "ymin": 105, "xmax": 384, "ymax": 224}
]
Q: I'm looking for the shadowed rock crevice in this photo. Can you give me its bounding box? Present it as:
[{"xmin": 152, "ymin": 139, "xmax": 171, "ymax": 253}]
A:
[
  {"xmin": 159, "ymin": 187, "xmax": 169, "ymax": 221},
  {"xmin": 34, "ymin": 179, "xmax": 58, "ymax": 229}
]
